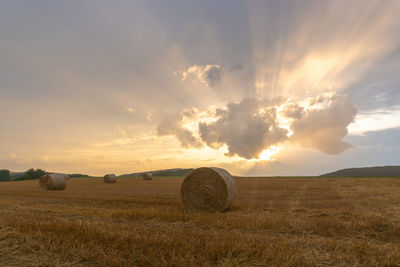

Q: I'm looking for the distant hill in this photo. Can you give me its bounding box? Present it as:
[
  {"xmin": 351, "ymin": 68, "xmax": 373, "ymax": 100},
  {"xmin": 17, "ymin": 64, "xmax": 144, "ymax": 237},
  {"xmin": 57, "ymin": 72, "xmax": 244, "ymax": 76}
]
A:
[
  {"xmin": 119, "ymin": 168, "xmax": 193, "ymax": 178},
  {"xmin": 320, "ymin": 166, "xmax": 400, "ymax": 177},
  {"xmin": 67, "ymin": 174, "xmax": 89, "ymax": 178}
]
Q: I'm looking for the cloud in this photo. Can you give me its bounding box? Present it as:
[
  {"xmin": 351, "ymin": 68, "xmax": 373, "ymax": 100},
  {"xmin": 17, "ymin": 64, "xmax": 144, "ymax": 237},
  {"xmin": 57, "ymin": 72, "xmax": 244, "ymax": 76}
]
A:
[
  {"xmin": 281, "ymin": 103, "xmax": 304, "ymax": 119},
  {"xmin": 176, "ymin": 64, "xmax": 223, "ymax": 87},
  {"xmin": 156, "ymin": 113, "xmax": 203, "ymax": 148},
  {"xmin": 289, "ymin": 94, "xmax": 357, "ymax": 154},
  {"xmin": 198, "ymin": 98, "xmax": 288, "ymax": 159},
  {"xmin": 156, "ymin": 93, "xmax": 357, "ymax": 159}
]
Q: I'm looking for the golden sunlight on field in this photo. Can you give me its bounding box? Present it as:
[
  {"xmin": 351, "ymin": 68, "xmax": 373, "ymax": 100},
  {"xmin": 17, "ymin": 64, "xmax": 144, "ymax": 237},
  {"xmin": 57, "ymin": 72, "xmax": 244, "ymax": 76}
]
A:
[{"xmin": 1, "ymin": 177, "xmax": 400, "ymax": 266}]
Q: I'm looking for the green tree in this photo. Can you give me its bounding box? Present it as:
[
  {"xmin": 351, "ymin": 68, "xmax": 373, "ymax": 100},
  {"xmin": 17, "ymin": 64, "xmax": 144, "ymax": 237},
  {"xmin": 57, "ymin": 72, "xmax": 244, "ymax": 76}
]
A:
[
  {"xmin": 24, "ymin": 168, "xmax": 46, "ymax": 180},
  {"xmin": 0, "ymin": 169, "xmax": 10, "ymax": 182}
]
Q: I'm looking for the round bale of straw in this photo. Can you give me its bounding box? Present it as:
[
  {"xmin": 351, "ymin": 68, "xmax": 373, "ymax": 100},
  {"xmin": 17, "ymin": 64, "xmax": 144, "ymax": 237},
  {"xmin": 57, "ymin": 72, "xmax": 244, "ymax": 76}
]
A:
[
  {"xmin": 41, "ymin": 174, "xmax": 66, "ymax": 190},
  {"xmin": 104, "ymin": 174, "xmax": 117, "ymax": 183},
  {"xmin": 181, "ymin": 167, "xmax": 236, "ymax": 212},
  {"xmin": 142, "ymin": 173, "xmax": 152, "ymax": 180}
]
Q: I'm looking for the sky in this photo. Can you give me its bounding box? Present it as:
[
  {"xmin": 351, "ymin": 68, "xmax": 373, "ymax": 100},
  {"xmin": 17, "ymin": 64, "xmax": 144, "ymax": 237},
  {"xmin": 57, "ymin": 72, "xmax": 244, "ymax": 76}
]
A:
[{"xmin": 1, "ymin": 0, "xmax": 399, "ymax": 176}]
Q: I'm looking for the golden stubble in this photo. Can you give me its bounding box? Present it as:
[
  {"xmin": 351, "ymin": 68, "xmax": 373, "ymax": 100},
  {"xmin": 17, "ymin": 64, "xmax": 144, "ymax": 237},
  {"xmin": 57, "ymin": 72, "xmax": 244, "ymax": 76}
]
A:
[{"xmin": 1, "ymin": 177, "xmax": 400, "ymax": 266}]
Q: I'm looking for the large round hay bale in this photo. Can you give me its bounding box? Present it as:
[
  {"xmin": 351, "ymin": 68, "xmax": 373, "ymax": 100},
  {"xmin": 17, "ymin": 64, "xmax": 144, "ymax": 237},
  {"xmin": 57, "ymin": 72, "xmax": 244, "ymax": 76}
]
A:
[
  {"xmin": 142, "ymin": 173, "xmax": 152, "ymax": 180},
  {"xmin": 42, "ymin": 174, "xmax": 66, "ymax": 190},
  {"xmin": 104, "ymin": 174, "xmax": 117, "ymax": 183},
  {"xmin": 181, "ymin": 167, "xmax": 236, "ymax": 212}
]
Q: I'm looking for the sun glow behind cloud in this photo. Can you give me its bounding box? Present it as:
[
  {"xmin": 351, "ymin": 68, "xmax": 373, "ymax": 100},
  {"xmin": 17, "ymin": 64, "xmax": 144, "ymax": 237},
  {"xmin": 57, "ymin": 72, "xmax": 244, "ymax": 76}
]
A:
[
  {"xmin": 157, "ymin": 92, "xmax": 357, "ymax": 165},
  {"xmin": 254, "ymin": 145, "xmax": 281, "ymax": 162}
]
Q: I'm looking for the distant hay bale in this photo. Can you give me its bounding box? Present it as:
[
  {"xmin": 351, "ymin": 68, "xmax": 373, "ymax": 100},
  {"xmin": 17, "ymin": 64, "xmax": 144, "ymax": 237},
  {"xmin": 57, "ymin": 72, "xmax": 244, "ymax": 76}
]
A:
[
  {"xmin": 142, "ymin": 173, "xmax": 152, "ymax": 180},
  {"xmin": 104, "ymin": 174, "xmax": 117, "ymax": 183},
  {"xmin": 181, "ymin": 167, "xmax": 236, "ymax": 212},
  {"xmin": 41, "ymin": 174, "xmax": 66, "ymax": 190}
]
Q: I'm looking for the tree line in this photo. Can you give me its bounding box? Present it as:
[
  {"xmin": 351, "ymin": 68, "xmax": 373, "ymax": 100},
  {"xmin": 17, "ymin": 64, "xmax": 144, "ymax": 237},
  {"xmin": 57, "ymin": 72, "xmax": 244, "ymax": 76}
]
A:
[{"xmin": 0, "ymin": 168, "xmax": 46, "ymax": 182}]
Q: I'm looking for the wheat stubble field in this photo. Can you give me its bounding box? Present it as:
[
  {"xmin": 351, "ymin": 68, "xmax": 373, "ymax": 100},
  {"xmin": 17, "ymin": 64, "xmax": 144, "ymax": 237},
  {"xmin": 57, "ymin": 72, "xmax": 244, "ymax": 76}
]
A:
[{"xmin": 1, "ymin": 177, "xmax": 400, "ymax": 266}]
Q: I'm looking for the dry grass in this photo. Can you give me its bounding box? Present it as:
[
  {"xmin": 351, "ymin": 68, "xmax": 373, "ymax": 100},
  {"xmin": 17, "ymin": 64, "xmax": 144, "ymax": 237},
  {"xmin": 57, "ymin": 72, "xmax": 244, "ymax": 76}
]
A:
[{"xmin": 1, "ymin": 177, "xmax": 400, "ymax": 266}]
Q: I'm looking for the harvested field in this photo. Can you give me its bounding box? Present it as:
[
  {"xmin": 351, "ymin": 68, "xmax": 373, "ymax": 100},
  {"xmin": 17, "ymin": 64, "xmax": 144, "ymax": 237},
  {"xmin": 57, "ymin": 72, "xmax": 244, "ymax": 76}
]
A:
[{"xmin": 1, "ymin": 177, "xmax": 400, "ymax": 266}]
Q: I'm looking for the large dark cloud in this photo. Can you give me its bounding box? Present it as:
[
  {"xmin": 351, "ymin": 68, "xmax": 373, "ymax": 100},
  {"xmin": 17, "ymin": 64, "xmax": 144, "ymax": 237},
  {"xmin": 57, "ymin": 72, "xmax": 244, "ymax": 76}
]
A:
[
  {"xmin": 198, "ymin": 98, "xmax": 288, "ymax": 159},
  {"xmin": 156, "ymin": 94, "xmax": 358, "ymax": 159}
]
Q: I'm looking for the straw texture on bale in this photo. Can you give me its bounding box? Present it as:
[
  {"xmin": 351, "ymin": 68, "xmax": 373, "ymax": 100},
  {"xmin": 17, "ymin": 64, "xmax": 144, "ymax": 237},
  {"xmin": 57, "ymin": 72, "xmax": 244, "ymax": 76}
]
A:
[
  {"xmin": 142, "ymin": 173, "xmax": 153, "ymax": 180},
  {"xmin": 181, "ymin": 167, "xmax": 236, "ymax": 212},
  {"xmin": 103, "ymin": 174, "xmax": 117, "ymax": 183},
  {"xmin": 41, "ymin": 174, "xmax": 66, "ymax": 190}
]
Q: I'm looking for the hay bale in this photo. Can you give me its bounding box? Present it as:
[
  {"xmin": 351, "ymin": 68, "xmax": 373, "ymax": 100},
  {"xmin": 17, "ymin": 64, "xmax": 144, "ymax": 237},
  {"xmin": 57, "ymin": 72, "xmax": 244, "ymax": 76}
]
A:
[
  {"xmin": 104, "ymin": 174, "xmax": 117, "ymax": 183},
  {"xmin": 181, "ymin": 167, "xmax": 236, "ymax": 212},
  {"xmin": 41, "ymin": 174, "xmax": 66, "ymax": 190},
  {"xmin": 142, "ymin": 173, "xmax": 152, "ymax": 180}
]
